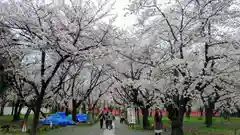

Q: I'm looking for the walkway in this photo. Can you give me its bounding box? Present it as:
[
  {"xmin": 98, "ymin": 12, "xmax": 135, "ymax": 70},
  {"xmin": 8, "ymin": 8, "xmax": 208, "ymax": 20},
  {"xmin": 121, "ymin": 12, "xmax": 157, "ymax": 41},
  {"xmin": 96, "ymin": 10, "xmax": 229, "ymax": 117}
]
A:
[{"xmin": 43, "ymin": 117, "xmax": 171, "ymax": 135}]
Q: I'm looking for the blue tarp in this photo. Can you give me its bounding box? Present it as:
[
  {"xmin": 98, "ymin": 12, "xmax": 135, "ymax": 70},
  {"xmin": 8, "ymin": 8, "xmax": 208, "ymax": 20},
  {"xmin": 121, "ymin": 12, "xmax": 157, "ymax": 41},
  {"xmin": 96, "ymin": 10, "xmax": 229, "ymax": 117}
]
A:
[
  {"xmin": 39, "ymin": 112, "xmax": 75, "ymax": 125},
  {"xmin": 39, "ymin": 112, "xmax": 89, "ymax": 125},
  {"xmin": 76, "ymin": 114, "xmax": 88, "ymax": 122},
  {"xmin": 67, "ymin": 114, "xmax": 88, "ymax": 122}
]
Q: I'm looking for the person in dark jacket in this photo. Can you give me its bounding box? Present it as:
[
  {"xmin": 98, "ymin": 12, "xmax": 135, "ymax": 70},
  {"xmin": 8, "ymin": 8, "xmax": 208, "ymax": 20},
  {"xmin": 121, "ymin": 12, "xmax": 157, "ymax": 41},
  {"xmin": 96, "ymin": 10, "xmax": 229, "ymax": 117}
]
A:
[
  {"xmin": 98, "ymin": 110, "xmax": 105, "ymax": 129},
  {"xmin": 105, "ymin": 112, "xmax": 109, "ymax": 129},
  {"xmin": 108, "ymin": 111, "xmax": 115, "ymax": 130},
  {"xmin": 154, "ymin": 109, "xmax": 163, "ymax": 135},
  {"xmin": 120, "ymin": 112, "xmax": 125, "ymax": 124}
]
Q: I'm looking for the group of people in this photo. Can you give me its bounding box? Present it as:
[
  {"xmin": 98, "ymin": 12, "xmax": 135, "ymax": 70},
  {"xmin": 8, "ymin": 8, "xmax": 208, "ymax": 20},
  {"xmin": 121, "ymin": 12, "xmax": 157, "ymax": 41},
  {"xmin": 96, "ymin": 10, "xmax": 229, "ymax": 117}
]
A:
[
  {"xmin": 97, "ymin": 108, "xmax": 163, "ymax": 135},
  {"xmin": 98, "ymin": 109, "xmax": 115, "ymax": 130}
]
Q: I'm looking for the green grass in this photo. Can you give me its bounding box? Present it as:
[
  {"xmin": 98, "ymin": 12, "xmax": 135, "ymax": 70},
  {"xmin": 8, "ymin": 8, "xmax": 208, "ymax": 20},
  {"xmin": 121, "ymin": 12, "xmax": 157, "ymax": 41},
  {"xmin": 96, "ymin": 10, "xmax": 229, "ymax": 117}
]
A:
[
  {"xmin": 0, "ymin": 113, "xmax": 99, "ymax": 135},
  {"xmin": 0, "ymin": 115, "xmax": 58, "ymax": 135},
  {"xmin": 130, "ymin": 116, "xmax": 240, "ymax": 135}
]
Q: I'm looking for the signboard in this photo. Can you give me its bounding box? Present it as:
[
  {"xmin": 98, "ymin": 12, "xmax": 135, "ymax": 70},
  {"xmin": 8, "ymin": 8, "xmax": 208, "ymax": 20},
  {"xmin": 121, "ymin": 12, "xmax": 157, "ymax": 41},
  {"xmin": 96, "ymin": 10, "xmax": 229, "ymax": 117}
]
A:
[{"xmin": 127, "ymin": 107, "xmax": 136, "ymax": 124}]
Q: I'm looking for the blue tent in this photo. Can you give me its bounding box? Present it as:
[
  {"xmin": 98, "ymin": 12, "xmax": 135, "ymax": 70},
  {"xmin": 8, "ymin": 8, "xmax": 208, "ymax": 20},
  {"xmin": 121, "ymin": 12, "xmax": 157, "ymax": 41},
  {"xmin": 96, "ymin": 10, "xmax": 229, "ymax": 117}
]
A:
[
  {"xmin": 67, "ymin": 114, "xmax": 88, "ymax": 122},
  {"xmin": 40, "ymin": 112, "xmax": 75, "ymax": 125},
  {"xmin": 76, "ymin": 114, "xmax": 88, "ymax": 122}
]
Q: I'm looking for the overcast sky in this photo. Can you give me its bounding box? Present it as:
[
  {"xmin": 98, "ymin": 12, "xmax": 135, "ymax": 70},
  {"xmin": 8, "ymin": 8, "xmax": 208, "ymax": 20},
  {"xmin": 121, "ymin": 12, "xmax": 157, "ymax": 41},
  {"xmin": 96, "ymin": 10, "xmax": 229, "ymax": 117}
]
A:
[
  {"xmin": 0, "ymin": 0, "xmax": 170, "ymax": 29},
  {"xmin": 48, "ymin": 0, "xmax": 170, "ymax": 29},
  {"xmin": 112, "ymin": 0, "xmax": 137, "ymax": 28}
]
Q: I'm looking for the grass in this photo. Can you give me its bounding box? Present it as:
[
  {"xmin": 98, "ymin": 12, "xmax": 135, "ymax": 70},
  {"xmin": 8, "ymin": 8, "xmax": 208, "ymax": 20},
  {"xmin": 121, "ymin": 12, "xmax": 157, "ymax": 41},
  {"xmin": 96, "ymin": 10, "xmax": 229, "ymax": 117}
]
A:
[
  {"xmin": 0, "ymin": 113, "xmax": 99, "ymax": 135},
  {"xmin": 130, "ymin": 116, "xmax": 240, "ymax": 135},
  {"xmin": 0, "ymin": 114, "xmax": 58, "ymax": 135}
]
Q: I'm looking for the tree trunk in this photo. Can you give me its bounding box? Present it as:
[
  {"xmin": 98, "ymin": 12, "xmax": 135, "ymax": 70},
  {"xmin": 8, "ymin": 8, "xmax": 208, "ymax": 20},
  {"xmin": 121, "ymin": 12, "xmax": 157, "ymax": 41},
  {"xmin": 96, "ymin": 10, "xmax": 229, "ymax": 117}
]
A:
[
  {"xmin": 13, "ymin": 99, "xmax": 21, "ymax": 121},
  {"xmin": 24, "ymin": 107, "xmax": 32, "ymax": 122},
  {"xmin": 141, "ymin": 107, "xmax": 149, "ymax": 129},
  {"xmin": 205, "ymin": 102, "xmax": 214, "ymax": 127},
  {"xmin": 92, "ymin": 108, "xmax": 95, "ymax": 121},
  {"xmin": 169, "ymin": 108, "xmax": 184, "ymax": 135},
  {"xmin": 31, "ymin": 97, "xmax": 44, "ymax": 135},
  {"xmin": 237, "ymin": 108, "xmax": 240, "ymax": 117},
  {"xmin": 199, "ymin": 107, "xmax": 203, "ymax": 120},
  {"xmin": 124, "ymin": 107, "xmax": 127, "ymax": 124},
  {"xmin": 136, "ymin": 107, "xmax": 140, "ymax": 124},
  {"xmin": 0, "ymin": 103, "xmax": 5, "ymax": 116},
  {"xmin": 166, "ymin": 97, "xmax": 186, "ymax": 135},
  {"xmin": 171, "ymin": 120, "xmax": 183, "ymax": 135},
  {"xmin": 16, "ymin": 103, "xmax": 23, "ymax": 119},
  {"xmin": 186, "ymin": 106, "xmax": 191, "ymax": 119},
  {"xmin": 72, "ymin": 99, "xmax": 77, "ymax": 122},
  {"xmin": 205, "ymin": 108, "xmax": 213, "ymax": 127},
  {"xmin": 11, "ymin": 101, "xmax": 15, "ymax": 116},
  {"xmin": 65, "ymin": 106, "xmax": 69, "ymax": 116},
  {"xmin": 40, "ymin": 111, "xmax": 46, "ymax": 118},
  {"xmin": 82, "ymin": 103, "xmax": 86, "ymax": 114},
  {"xmin": 52, "ymin": 103, "xmax": 59, "ymax": 113}
]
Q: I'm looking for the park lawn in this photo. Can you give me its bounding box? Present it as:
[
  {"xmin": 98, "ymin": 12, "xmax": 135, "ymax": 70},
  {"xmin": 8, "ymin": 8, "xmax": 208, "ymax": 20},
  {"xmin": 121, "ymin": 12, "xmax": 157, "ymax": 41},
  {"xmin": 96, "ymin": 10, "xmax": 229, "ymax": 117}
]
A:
[
  {"xmin": 0, "ymin": 115, "xmax": 33, "ymax": 127},
  {"xmin": 0, "ymin": 115, "xmax": 29, "ymax": 135},
  {"xmin": 131, "ymin": 116, "xmax": 240, "ymax": 135},
  {"xmin": 0, "ymin": 115, "xmax": 12, "ymax": 126},
  {"xmin": 0, "ymin": 114, "xmax": 63, "ymax": 135},
  {"xmin": 0, "ymin": 113, "xmax": 99, "ymax": 135}
]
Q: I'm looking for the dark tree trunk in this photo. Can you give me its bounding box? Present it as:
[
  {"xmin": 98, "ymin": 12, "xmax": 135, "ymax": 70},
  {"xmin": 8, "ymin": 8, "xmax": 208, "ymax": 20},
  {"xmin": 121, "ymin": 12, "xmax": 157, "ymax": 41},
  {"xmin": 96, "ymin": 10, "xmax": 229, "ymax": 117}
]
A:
[
  {"xmin": 82, "ymin": 103, "xmax": 86, "ymax": 114},
  {"xmin": 91, "ymin": 107, "xmax": 95, "ymax": 121},
  {"xmin": 40, "ymin": 111, "xmax": 46, "ymax": 118},
  {"xmin": 24, "ymin": 107, "xmax": 31, "ymax": 122},
  {"xmin": 72, "ymin": 99, "xmax": 77, "ymax": 122},
  {"xmin": 124, "ymin": 108, "xmax": 127, "ymax": 124},
  {"xmin": 169, "ymin": 107, "xmax": 185, "ymax": 135},
  {"xmin": 166, "ymin": 97, "xmax": 187, "ymax": 135},
  {"xmin": 16, "ymin": 103, "xmax": 23, "ymax": 119},
  {"xmin": 92, "ymin": 98, "xmax": 100, "ymax": 121},
  {"xmin": 65, "ymin": 106, "xmax": 69, "ymax": 116},
  {"xmin": 11, "ymin": 101, "xmax": 14, "ymax": 116},
  {"xmin": 237, "ymin": 108, "xmax": 240, "ymax": 117},
  {"xmin": 199, "ymin": 107, "xmax": 203, "ymax": 120},
  {"xmin": 52, "ymin": 106, "xmax": 56, "ymax": 113},
  {"xmin": 141, "ymin": 107, "xmax": 149, "ymax": 129},
  {"xmin": 0, "ymin": 103, "xmax": 5, "ymax": 116},
  {"xmin": 205, "ymin": 101, "xmax": 214, "ymax": 127},
  {"xmin": 136, "ymin": 107, "xmax": 140, "ymax": 124},
  {"xmin": 13, "ymin": 99, "xmax": 21, "ymax": 121},
  {"xmin": 186, "ymin": 106, "xmax": 191, "ymax": 119},
  {"xmin": 31, "ymin": 96, "xmax": 44, "ymax": 135}
]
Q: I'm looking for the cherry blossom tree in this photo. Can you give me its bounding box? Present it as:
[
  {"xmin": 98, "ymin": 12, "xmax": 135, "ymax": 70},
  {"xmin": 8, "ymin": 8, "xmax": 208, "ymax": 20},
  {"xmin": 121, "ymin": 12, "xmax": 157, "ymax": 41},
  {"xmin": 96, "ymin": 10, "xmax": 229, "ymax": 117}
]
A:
[
  {"xmin": 106, "ymin": 36, "xmax": 162, "ymax": 127},
  {"xmin": 126, "ymin": 0, "xmax": 240, "ymax": 134},
  {"xmin": 0, "ymin": 0, "xmax": 118, "ymax": 134},
  {"xmin": 0, "ymin": 90, "xmax": 14, "ymax": 116},
  {"xmin": 89, "ymin": 80, "xmax": 114, "ymax": 119}
]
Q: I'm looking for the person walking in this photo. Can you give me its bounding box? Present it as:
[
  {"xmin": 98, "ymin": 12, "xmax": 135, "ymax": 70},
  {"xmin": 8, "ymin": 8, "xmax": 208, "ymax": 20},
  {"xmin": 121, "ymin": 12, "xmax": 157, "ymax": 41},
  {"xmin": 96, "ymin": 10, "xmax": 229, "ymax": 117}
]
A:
[
  {"xmin": 98, "ymin": 110, "xmax": 105, "ymax": 129},
  {"xmin": 107, "ymin": 111, "xmax": 113, "ymax": 130},
  {"xmin": 154, "ymin": 109, "xmax": 163, "ymax": 135},
  {"xmin": 105, "ymin": 112, "xmax": 109, "ymax": 129},
  {"xmin": 112, "ymin": 112, "xmax": 116, "ymax": 129},
  {"xmin": 120, "ymin": 112, "xmax": 125, "ymax": 124}
]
